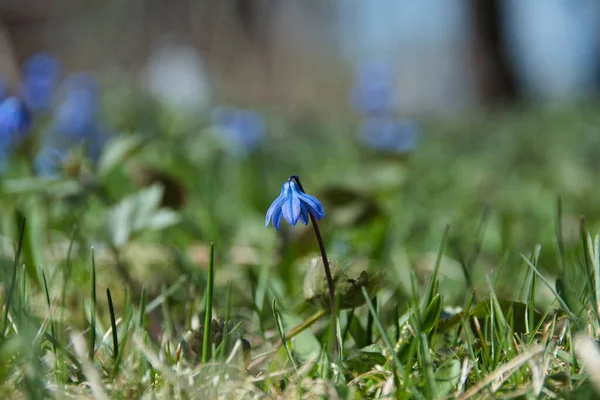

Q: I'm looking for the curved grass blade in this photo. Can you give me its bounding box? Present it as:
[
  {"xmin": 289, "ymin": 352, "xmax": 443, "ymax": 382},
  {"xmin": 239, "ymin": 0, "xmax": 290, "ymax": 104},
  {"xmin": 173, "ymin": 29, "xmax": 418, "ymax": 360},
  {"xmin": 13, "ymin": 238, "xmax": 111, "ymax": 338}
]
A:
[
  {"xmin": 113, "ymin": 288, "xmax": 132, "ymax": 375},
  {"xmin": 424, "ymin": 224, "xmax": 451, "ymax": 310},
  {"xmin": 272, "ymin": 298, "xmax": 297, "ymax": 371},
  {"xmin": 361, "ymin": 287, "xmax": 423, "ymax": 399},
  {"xmin": 520, "ymin": 254, "xmax": 577, "ymax": 320}
]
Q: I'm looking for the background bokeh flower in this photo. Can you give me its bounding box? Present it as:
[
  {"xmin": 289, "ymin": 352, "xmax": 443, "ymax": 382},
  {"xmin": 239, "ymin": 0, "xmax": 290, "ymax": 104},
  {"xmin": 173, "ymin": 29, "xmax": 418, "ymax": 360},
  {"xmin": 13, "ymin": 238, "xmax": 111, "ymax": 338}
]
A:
[
  {"xmin": 349, "ymin": 60, "xmax": 396, "ymax": 115},
  {"xmin": 52, "ymin": 73, "xmax": 100, "ymax": 141},
  {"xmin": 358, "ymin": 115, "xmax": 419, "ymax": 153},
  {"xmin": 211, "ymin": 107, "xmax": 265, "ymax": 157},
  {"xmin": 20, "ymin": 53, "xmax": 61, "ymax": 112}
]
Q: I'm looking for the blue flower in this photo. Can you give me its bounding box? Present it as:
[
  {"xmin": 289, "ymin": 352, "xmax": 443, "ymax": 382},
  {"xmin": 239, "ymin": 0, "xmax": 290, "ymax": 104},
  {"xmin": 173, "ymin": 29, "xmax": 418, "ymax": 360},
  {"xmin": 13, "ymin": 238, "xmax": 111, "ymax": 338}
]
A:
[
  {"xmin": 52, "ymin": 73, "xmax": 99, "ymax": 141},
  {"xmin": 21, "ymin": 53, "xmax": 61, "ymax": 112},
  {"xmin": 359, "ymin": 116, "xmax": 419, "ymax": 153},
  {"xmin": 349, "ymin": 60, "xmax": 396, "ymax": 115},
  {"xmin": 34, "ymin": 146, "xmax": 68, "ymax": 178},
  {"xmin": 211, "ymin": 107, "xmax": 265, "ymax": 156},
  {"xmin": 44, "ymin": 73, "xmax": 110, "ymax": 165},
  {"xmin": 0, "ymin": 97, "xmax": 31, "ymax": 147},
  {"xmin": 266, "ymin": 179, "xmax": 325, "ymax": 230}
]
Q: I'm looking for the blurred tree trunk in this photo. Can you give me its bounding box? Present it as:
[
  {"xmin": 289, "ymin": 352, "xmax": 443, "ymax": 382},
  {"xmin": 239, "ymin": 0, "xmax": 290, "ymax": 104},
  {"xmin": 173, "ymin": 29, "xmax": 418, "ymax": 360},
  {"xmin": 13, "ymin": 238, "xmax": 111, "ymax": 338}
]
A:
[{"xmin": 469, "ymin": 0, "xmax": 518, "ymax": 102}]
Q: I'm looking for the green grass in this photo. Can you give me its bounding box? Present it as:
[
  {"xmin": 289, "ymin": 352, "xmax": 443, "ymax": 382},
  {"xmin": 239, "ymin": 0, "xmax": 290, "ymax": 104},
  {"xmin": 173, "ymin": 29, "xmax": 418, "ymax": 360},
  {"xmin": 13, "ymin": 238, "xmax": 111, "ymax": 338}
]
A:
[{"xmin": 2, "ymin": 101, "xmax": 600, "ymax": 398}]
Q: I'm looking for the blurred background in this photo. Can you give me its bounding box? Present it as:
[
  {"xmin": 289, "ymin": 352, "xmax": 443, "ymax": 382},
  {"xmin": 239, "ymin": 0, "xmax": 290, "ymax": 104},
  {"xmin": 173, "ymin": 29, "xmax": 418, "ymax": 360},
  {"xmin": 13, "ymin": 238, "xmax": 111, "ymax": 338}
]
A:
[{"xmin": 1, "ymin": 0, "xmax": 600, "ymax": 111}]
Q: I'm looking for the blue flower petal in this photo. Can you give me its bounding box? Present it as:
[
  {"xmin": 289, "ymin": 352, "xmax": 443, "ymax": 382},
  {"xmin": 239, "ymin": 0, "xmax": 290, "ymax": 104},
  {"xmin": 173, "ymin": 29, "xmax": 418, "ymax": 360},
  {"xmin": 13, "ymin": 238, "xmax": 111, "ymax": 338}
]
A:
[
  {"xmin": 299, "ymin": 204, "xmax": 309, "ymax": 225},
  {"xmin": 271, "ymin": 201, "xmax": 284, "ymax": 230},
  {"xmin": 53, "ymin": 73, "xmax": 100, "ymax": 141},
  {"xmin": 265, "ymin": 193, "xmax": 285, "ymax": 227},
  {"xmin": 0, "ymin": 97, "xmax": 31, "ymax": 146},
  {"xmin": 21, "ymin": 53, "xmax": 61, "ymax": 112},
  {"xmin": 211, "ymin": 106, "xmax": 265, "ymax": 157},
  {"xmin": 349, "ymin": 60, "xmax": 395, "ymax": 114},
  {"xmin": 359, "ymin": 116, "xmax": 420, "ymax": 154},
  {"xmin": 281, "ymin": 190, "xmax": 301, "ymax": 226},
  {"xmin": 297, "ymin": 192, "xmax": 325, "ymax": 220}
]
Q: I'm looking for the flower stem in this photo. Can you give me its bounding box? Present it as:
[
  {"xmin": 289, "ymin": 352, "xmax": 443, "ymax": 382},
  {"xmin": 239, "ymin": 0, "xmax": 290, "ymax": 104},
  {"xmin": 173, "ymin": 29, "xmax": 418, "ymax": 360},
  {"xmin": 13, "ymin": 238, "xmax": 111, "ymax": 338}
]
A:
[{"xmin": 290, "ymin": 175, "xmax": 338, "ymax": 358}]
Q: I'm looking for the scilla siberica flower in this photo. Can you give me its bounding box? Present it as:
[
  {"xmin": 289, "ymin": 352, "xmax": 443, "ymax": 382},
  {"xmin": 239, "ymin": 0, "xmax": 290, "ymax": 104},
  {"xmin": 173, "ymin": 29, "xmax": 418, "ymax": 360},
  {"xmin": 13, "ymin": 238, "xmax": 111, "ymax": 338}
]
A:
[
  {"xmin": 359, "ymin": 115, "xmax": 419, "ymax": 153},
  {"xmin": 51, "ymin": 73, "xmax": 110, "ymax": 162},
  {"xmin": 20, "ymin": 53, "xmax": 61, "ymax": 112},
  {"xmin": 0, "ymin": 97, "xmax": 31, "ymax": 146},
  {"xmin": 0, "ymin": 97, "xmax": 31, "ymax": 169},
  {"xmin": 349, "ymin": 60, "xmax": 396, "ymax": 115},
  {"xmin": 211, "ymin": 107, "xmax": 265, "ymax": 156},
  {"xmin": 266, "ymin": 178, "xmax": 325, "ymax": 230},
  {"xmin": 35, "ymin": 73, "xmax": 111, "ymax": 177},
  {"xmin": 52, "ymin": 73, "xmax": 100, "ymax": 141}
]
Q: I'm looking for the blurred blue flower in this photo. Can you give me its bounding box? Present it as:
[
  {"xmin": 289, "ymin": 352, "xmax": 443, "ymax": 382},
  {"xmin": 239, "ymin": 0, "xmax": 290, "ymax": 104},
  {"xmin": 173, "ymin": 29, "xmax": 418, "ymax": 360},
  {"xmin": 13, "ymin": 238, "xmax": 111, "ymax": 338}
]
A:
[
  {"xmin": 359, "ymin": 116, "xmax": 419, "ymax": 153},
  {"xmin": 21, "ymin": 53, "xmax": 61, "ymax": 112},
  {"xmin": 34, "ymin": 146, "xmax": 68, "ymax": 178},
  {"xmin": 211, "ymin": 107, "xmax": 265, "ymax": 156},
  {"xmin": 266, "ymin": 179, "xmax": 325, "ymax": 230},
  {"xmin": 52, "ymin": 73, "xmax": 100, "ymax": 141},
  {"xmin": 349, "ymin": 60, "xmax": 396, "ymax": 115},
  {"xmin": 42, "ymin": 73, "xmax": 111, "ymax": 167},
  {"xmin": 0, "ymin": 97, "xmax": 31, "ymax": 147}
]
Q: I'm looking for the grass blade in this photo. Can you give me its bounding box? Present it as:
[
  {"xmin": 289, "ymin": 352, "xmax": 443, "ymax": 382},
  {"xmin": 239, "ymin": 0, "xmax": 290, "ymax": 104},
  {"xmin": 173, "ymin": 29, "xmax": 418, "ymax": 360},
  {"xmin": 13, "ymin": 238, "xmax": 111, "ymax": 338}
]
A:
[
  {"xmin": 520, "ymin": 254, "xmax": 577, "ymax": 320},
  {"xmin": 221, "ymin": 281, "xmax": 232, "ymax": 361},
  {"xmin": 272, "ymin": 297, "xmax": 297, "ymax": 371},
  {"xmin": 424, "ymin": 224, "xmax": 451, "ymax": 310},
  {"xmin": 113, "ymin": 297, "xmax": 132, "ymax": 376},
  {"xmin": 556, "ymin": 196, "xmax": 565, "ymax": 269},
  {"xmin": 202, "ymin": 241, "xmax": 215, "ymax": 363},
  {"xmin": 361, "ymin": 287, "xmax": 422, "ymax": 399},
  {"xmin": 41, "ymin": 267, "xmax": 57, "ymax": 356},
  {"xmin": 89, "ymin": 247, "xmax": 97, "ymax": 361},
  {"xmin": 2, "ymin": 218, "xmax": 25, "ymax": 338},
  {"xmin": 107, "ymin": 288, "xmax": 119, "ymax": 361},
  {"xmin": 138, "ymin": 287, "xmax": 147, "ymax": 330}
]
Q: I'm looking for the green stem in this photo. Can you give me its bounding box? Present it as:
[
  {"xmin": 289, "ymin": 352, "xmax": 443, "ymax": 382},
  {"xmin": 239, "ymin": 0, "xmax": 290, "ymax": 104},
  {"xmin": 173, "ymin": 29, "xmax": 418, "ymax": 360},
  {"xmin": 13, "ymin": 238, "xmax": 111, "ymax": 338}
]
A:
[{"xmin": 290, "ymin": 175, "xmax": 337, "ymax": 358}]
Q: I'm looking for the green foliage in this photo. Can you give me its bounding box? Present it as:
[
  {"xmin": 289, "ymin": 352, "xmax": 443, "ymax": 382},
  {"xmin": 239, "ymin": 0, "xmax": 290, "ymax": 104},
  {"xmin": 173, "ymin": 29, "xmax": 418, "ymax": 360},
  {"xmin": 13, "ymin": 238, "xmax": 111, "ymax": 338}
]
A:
[{"xmin": 2, "ymin": 102, "xmax": 600, "ymax": 397}]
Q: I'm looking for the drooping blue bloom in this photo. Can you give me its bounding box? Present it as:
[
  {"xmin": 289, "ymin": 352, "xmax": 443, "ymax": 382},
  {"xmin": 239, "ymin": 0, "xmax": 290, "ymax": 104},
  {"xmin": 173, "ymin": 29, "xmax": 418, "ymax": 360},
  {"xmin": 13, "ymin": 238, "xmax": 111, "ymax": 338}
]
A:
[
  {"xmin": 21, "ymin": 52, "xmax": 61, "ymax": 112},
  {"xmin": 211, "ymin": 107, "xmax": 265, "ymax": 156},
  {"xmin": 349, "ymin": 60, "xmax": 396, "ymax": 115},
  {"xmin": 266, "ymin": 179, "xmax": 325, "ymax": 230},
  {"xmin": 52, "ymin": 73, "xmax": 100, "ymax": 141},
  {"xmin": 359, "ymin": 116, "xmax": 419, "ymax": 153},
  {"xmin": 0, "ymin": 97, "xmax": 31, "ymax": 146}
]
